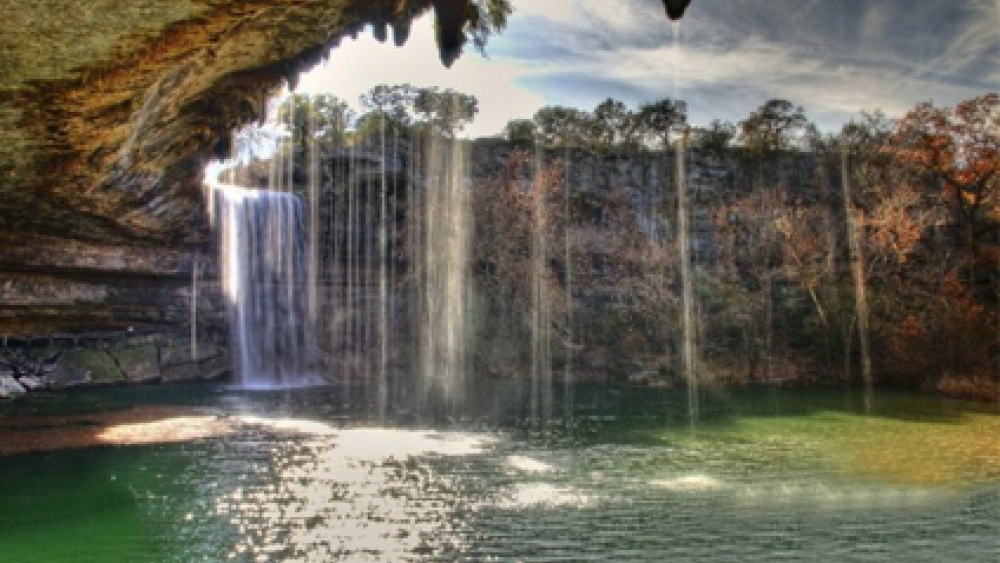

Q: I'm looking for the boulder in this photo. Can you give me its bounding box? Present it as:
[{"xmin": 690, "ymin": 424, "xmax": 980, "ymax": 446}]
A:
[
  {"xmin": 111, "ymin": 345, "xmax": 161, "ymax": 383},
  {"xmin": 161, "ymin": 343, "xmax": 230, "ymax": 382},
  {"xmin": 48, "ymin": 349, "xmax": 123, "ymax": 388},
  {"xmin": 0, "ymin": 375, "xmax": 26, "ymax": 399}
]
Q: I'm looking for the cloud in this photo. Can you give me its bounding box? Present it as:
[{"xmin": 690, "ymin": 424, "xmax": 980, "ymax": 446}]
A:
[
  {"xmin": 296, "ymin": 0, "xmax": 999, "ymax": 135},
  {"xmin": 493, "ymin": 0, "xmax": 999, "ymax": 128}
]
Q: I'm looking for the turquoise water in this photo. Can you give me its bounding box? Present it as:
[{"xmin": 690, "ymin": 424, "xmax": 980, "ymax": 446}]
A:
[{"xmin": 1, "ymin": 384, "xmax": 999, "ymax": 562}]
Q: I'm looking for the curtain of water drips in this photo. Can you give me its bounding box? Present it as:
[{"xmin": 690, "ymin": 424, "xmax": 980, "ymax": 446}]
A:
[
  {"xmin": 378, "ymin": 113, "xmax": 390, "ymax": 416},
  {"xmin": 563, "ymin": 145, "xmax": 574, "ymax": 401},
  {"xmin": 419, "ymin": 127, "xmax": 471, "ymax": 414},
  {"xmin": 531, "ymin": 147, "xmax": 554, "ymax": 423},
  {"xmin": 842, "ymin": 148, "xmax": 873, "ymax": 411},
  {"xmin": 191, "ymin": 254, "xmax": 199, "ymax": 361},
  {"xmin": 676, "ymin": 130, "xmax": 699, "ymax": 425}
]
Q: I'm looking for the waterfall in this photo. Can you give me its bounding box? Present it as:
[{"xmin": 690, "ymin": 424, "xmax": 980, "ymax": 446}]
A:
[{"xmin": 213, "ymin": 184, "xmax": 316, "ymax": 388}]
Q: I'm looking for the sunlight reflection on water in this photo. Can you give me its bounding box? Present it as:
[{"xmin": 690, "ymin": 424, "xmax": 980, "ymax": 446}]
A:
[{"xmin": 209, "ymin": 422, "xmax": 496, "ymax": 562}]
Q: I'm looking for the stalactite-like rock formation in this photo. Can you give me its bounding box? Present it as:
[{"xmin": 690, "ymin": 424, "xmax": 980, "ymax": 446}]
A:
[{"xmin": 661, "ymin": 0, "xmax": 693, "ymax": 21}]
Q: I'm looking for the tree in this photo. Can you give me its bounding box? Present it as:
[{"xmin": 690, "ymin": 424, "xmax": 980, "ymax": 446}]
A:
[
  {"xmin": 634, "ymin": 98, "xmax": 688, "ymax": 147},
  {"xmin": 891, "ymin": 93, "xmax": 1000, "ymax": 256},
  {"xmin": 276, "ymin": 93, "xmax": 355, "ymax": 146},
  {"xmin": 412, "ymin": 87, "xmax": 479, "ymax": 137},
  {"xmin": 504, "ymin": 119, "xmax": 537, "ymax": 145},
  {"xmin": 590, "ymin": 98, "xmax": 637, "ymax": 149},
  {"xmin": 691, "ymin": 120, "xmax": 735, "ymax": 162},
  {"xmin": 738, "ymin": 99, "xmax": 809, "ymax": 155},
  {"xmin": 532, "ymin": 106, "xmax": 591, "ymax": 147},
  {"xmin": 357, "ymin": 84, "xmax": 418, "ymax": 140}
]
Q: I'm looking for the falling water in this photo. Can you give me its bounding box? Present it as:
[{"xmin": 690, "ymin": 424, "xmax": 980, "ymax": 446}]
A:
[
  {"xmin": 378, "ymin": 114, "xmax": 389, "ymax": 416},
  {"xmin": 563, "ymin": 146, "xmax": 574, "ymax": 397},
  {"xmin": 676, "ymin": 130, "xmax": 699, "ymax": 424},
  {"xmin": 671, "ymin": 20, "xmax": 698, "ymax": 424},
  {"xmin": 307, "ymin": 98, "xmax": 321, "ymax": 327},
  {"xmin": 841, "ymin": 148, "xmax": 873, "ymax": 410},
  {"xmin": 347, "ymin": 141, "xmax": 358, "ymax": 369},
  {"xmin": 190, "ymin": 254, "xmax": 199, "ymax": 361},
  {"xmin": 419, "ymin": 128, "xmax": 471, "ymax": 413},
  {"xmin": 671, "ymin": 23, "xmax": 682, "ymax": 104},
  {"xmin": 213, "ymin": 184, "xmax": 315, "ymax": 388},
  {"xmin": 531, "ymin": 149, "xmax": 554, "ymax": 422}
]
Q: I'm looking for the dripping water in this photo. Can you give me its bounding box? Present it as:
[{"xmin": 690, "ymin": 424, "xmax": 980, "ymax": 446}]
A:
[
  {"xmin": 677, "ymin": 129, "xmax": 699, "ymax": 426},
  {"xmin": 531, "ymin": 148, "xmax": 554, "ymax": 423},
  {"xmin": 670, "ymin": 19, "xmax": 698, "ymax": 426},
  {"xmin": 842, "ymin": 147, "xmax": 873, "ymax": 411},
  {"xmin": 378, "ymin": 113, "xmax": 389, "ymax": 417},
  {"xmin": 419, "ymin": 123, "xmax": 471, "ymax": 415},
  {"xmin": 190, "ymin": 254, "xmax": 199, "ymax": 361},
  {"xmin": 307, "ymin": 97, "xmax": 320, "ymax": 330},
  {"xmin": 563, "ymin": 145, "xmax": 574, "ymax": 402}
]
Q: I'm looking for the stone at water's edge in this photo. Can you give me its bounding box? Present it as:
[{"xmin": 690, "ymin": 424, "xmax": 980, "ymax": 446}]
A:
[
  {"xmin": 0, "ymin": 335, "xmax": 231, "ymax": 392},
  {"xmin": 160, "ymin": 343, "xmax": 230, "ymax": 383},
  {"xmin": 48, "ymin": 349, "xmax": 123, "ymax": 387},
  {"xmin": 17, "ymin": 376, "xmax": 46, "ymax": 392},
  {"xmin": 0, "ymin": 375, "xmax": 27, "ymax": 399},
  {"xmin": 111, "ymin": 344, "xmax": 162, "ymax": 383}
]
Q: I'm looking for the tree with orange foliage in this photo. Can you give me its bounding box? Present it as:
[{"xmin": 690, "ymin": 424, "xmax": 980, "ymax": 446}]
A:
[{"xmin": 891, "ymin": 93, "xmax": 999, "ymax": 259}]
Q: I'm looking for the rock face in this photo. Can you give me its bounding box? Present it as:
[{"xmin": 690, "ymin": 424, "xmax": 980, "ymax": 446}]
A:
[
  {"xmin": 0, "ymin": 1, "xmax": 493, "ymax": 248},
  {"xmin": 0, "ymin": 0, "xmax": 501, "ymax": 341},
  {"xmin": 3, "ymin": 1, "xmax": 382, "ymax": 244},
  {"xmin": 1, "ymin": 334, "xmax": 230, "ymax": 391}
]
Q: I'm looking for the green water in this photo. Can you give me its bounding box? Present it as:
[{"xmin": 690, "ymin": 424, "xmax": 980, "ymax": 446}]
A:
[{"xmin": 1, "ymin": 384, "xmax": 998, "ymax": 562}]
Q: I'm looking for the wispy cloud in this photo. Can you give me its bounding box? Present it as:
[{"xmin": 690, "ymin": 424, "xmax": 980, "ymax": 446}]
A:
[
  {"xmin": 491, "ymin": 0, "xmax": 998, "ymax": 128},
  {"xmin": 298, "ymin": 0, "xmax": 998, "ymax": 135}
]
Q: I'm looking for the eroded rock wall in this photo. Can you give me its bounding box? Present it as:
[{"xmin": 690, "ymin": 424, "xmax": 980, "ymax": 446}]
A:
[{"xmin": 0, "ymin": 0, "xmax": 493, "ymax": 340}]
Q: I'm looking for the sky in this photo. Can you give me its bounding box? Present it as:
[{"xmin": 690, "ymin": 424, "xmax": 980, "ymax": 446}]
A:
[{"xmin": 296, "ymin": 0, "xmax": 1000, "ymax": 138}]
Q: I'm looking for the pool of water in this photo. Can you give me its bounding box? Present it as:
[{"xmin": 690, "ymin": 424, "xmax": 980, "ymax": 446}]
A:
[{"xmin": 1, "ymin": 383, "xmax": 999, "ymax": 562}]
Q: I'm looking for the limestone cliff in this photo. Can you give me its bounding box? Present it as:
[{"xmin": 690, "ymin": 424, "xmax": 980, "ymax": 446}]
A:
[{"xmin": 0, "ymin": 0, "xmax": 505, "ymax": 335}]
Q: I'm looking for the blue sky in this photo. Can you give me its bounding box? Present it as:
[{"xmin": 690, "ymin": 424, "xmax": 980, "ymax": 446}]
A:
[{"xmin": 297, "ymin": 0, "xmax": 999, "ymax": 137}]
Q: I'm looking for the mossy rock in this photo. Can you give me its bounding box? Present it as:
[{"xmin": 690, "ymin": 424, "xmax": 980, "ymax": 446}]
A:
[
  {"xmin": 49, "ymin": 349, "xmax": 125, "ymax": 387},
  {"xmin": 111, "ymin": 345, "xmax": 161, "ymax": 383}
]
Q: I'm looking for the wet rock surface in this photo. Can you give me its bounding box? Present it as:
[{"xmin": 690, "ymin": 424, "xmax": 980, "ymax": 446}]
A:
[
  {"xmin": 0, "ymin": 375, "xmax": 27, "ymax": 399},
  {"xmin": 0, "ymin": 1, "xmax": 503, "ymax": 373},
  {"xmin": 0, "ymin": 333, "xmax": 230, "ymax": 396}
]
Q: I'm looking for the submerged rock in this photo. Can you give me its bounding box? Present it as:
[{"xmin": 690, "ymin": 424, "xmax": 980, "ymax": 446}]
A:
[
  {"xmin": 0, "ymin": 375, "xmax": 26, "ymax": 399},
  {"xmin": 17, "ymin": 376, "xmax": 47, "ymax": 392}
]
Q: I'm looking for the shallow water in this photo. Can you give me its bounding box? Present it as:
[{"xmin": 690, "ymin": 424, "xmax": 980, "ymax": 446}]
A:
[{"xmin": 1, "ymin": 384, "xmax": 998, "ymax": 563}]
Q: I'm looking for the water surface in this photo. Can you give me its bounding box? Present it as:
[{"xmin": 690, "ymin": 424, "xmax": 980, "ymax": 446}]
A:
[{"xmin": 1, "ymin": 384, "xmax": 998, "ymax": 563}]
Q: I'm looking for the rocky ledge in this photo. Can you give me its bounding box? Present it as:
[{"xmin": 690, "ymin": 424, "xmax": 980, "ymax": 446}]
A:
[{"xmin": 0, "ymin": 332, "xmax": 229, "ymax": 400}]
